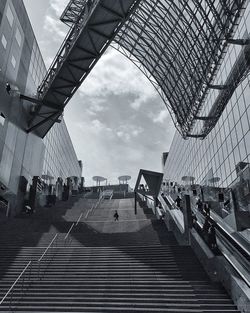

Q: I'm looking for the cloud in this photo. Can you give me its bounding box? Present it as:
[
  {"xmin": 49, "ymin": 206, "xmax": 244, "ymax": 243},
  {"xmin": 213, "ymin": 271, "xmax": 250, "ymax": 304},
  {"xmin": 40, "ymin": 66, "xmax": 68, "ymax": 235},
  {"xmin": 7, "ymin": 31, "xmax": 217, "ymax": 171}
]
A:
[
  {"xmin": 153, "ymin": 109, "xmax": 169, "ymax": 123},
  {"xmin": 26, "ymin": 0, "xmax": 176, "ymax": 187},
  {"xmin": 49, "ymin": 0, "xmax": 69, "ymax": 17},
  {"xmin": 116, "ymin": 125, "xmax": 143, "ymax": 143},
  {"xmin": 79, "ymin": 49, "xmax": 158, "ymax": 110},
  {"xmin": 43, "ymin": 14, "xmax": 67, "ymax": 41}
]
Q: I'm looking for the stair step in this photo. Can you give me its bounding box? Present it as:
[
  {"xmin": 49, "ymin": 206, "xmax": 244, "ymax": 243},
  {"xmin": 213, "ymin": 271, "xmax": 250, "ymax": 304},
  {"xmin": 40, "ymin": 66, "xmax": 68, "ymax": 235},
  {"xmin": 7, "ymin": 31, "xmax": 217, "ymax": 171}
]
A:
[{"xmin": 0, "ymin": 198, "xmax": 239, "ymax": 312}]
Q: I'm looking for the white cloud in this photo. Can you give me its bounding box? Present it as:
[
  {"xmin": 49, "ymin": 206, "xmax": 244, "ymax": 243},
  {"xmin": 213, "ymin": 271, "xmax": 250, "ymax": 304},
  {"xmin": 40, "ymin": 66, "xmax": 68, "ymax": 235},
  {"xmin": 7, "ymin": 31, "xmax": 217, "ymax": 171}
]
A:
[
  {"xmin": 153, "ymin": 109, "xmax": 169, "ymax": 123},
  {"xmin": 43, "ymin": 15, "xmax": 67, "ymax": 40},
  {"xmin": 50, "ymin": 0, "xmax": 69, "ymax": 17},
  {"xmin": 116, "ymin": 125, "xmax": 143, "ymax": 143},
  {"xmin": 25, "ymin": 0, "xmax": 176, "ymax": 187},
  {"xmin": 79, "ymin": 49, "xmax": 157, "ymax": 110}
]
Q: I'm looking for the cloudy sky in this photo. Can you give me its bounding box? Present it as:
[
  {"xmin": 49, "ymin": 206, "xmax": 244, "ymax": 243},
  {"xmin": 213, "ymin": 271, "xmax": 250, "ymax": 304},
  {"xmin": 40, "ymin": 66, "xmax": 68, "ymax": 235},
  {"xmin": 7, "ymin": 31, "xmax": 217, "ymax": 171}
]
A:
[{"xmin": 23, "ymin": 0, "xmax": 175, "ymax": 187}]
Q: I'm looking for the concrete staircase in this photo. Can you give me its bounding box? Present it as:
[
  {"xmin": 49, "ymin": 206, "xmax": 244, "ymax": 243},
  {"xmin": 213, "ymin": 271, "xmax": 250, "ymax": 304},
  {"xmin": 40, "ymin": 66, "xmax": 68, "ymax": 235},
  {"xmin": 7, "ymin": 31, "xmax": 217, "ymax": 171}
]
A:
[{"xmin": 0, "ymin": 197, "xmax": 240, "ymax": 312}]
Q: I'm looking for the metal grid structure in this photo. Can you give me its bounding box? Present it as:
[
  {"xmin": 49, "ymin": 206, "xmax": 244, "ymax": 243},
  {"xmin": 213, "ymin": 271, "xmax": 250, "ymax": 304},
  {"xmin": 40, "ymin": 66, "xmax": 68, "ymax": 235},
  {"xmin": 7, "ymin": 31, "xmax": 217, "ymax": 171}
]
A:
[
  {"xmin": 112, "ymin": 0, "xmax": 247, "ymax": 138},
  {"xmin": 26, "ymin": 0, "xmax": 247, "ymax": 138},
  {"xmin": 27, "ymin": 0, "xmax": 141, "ymax": 137},
  {"xmin": 201, "ymin": 42, "xmax": 250, "ymax": 136}
]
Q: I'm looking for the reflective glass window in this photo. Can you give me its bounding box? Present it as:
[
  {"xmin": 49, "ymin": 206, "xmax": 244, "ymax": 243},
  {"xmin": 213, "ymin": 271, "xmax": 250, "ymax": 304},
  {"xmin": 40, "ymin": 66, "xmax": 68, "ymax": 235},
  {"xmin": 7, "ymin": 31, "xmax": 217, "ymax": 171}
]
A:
[
  {"xmin": 6, "ymin": 5, "xmax": 14, "ymax": 27},
  {"xmin": 1, "ymin": 34, "xmax": 7, "ymax": 49},
  {"xmin": 15, "ymin": 27, "xmax": 22, "ymax": 46},
  {"xmin": 11, "ymin": 55, "xmax": 16, "ymax": 68}
]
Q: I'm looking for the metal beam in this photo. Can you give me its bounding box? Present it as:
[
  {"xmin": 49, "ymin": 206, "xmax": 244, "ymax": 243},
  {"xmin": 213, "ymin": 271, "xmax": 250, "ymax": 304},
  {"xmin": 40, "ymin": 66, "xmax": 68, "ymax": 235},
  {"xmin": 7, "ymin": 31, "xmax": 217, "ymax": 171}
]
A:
[
  {"xmin": 113, "ymin": 0, "xmax": 247, "ymax": 138},
  {"xmin": 27, "ymin": 111, "xmax": 62, "ymax": 133},
  {"xmin": 207, "ymin": 84, "xmax": 229, "ymax": 90},
  {"xmin": 30, "ymin": 0, "xmax": 142, "ymax": 138},
  {"xmin": 226, "ymin": 38, "xmax": 250, "ymax": 45}
]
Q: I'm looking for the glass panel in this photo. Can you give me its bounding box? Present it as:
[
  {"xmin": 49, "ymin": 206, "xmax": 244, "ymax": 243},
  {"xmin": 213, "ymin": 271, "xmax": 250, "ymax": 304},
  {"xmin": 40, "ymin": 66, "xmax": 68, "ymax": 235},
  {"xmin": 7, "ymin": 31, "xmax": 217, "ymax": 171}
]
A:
[
  {"xmin": 15, "ymin": 27, "xmax": 22, "ymax": 46},
  {"xmin": 1, "ymin": 34, "xmax": 7, "ymax": 49},
  {"xmin": 6, "ymin": 5, "xmax": 14, "ymax": 27}
]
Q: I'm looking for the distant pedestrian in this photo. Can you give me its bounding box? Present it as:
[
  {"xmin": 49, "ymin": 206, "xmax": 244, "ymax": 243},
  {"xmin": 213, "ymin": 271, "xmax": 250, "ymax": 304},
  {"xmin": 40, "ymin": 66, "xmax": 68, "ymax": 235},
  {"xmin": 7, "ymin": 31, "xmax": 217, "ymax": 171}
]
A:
[
  {"xmin": 208, "ymin": 224, "xmax": 217, "ymax": 249},
  {"xmin": 6, "ymin": 82, "xmax": 11, "ymax": 95},
  {"xmin": 175, "ymin": 196, "xmax": 182, "ymax": 210},
  {"xmin": 204, "ymin": 203, "xmax": 210, "ymax": 216},
  {"xmin": 196, "ymin": 199, "xmax": 203, "ymax": 212},
  {"xmin": 202, "ymin": 216, "xmax": 210, "ymax": 241},
  {"xmin": 113, "ymin": 210, "xmax": 119, "ymax": 221},
  {"xmin": 191, "ymin": 212, "xmax": 197, "ymax": 228}
]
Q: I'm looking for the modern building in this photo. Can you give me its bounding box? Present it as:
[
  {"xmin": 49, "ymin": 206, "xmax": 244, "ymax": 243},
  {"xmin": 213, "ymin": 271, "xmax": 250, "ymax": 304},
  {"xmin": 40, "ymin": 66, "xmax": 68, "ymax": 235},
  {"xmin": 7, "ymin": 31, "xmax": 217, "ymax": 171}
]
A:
[
  {"xmin": 163, "ymin": 2, "xmax": 250, "ymax": 231},
  {"xmin": 0, "ymin": 0, "xmax": 82, "ymax": 216}
]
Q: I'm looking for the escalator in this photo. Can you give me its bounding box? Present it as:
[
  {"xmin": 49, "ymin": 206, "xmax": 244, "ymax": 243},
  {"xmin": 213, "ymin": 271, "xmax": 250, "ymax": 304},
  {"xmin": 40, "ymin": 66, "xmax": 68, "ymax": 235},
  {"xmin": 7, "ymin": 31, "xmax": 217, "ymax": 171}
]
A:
[{"xmin": 159, "ymin": 192, "xmax": 250, "ymax": 288}]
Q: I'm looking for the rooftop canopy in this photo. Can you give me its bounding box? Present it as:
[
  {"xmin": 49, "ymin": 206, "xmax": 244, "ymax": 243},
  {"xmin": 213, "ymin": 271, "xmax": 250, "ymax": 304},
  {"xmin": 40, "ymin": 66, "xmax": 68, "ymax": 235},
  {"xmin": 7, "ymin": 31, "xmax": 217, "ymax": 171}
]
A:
[{"xmin": 26, "ymin": 0, "xmax": 247, "ymax": 139}]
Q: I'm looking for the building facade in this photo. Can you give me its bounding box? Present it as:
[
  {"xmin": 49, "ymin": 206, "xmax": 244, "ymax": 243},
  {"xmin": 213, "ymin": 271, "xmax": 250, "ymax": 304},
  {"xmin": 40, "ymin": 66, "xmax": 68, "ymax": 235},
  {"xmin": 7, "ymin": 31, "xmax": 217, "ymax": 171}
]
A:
[
  {"xmin": 163, "ymin": 3, "xmax": 250, "ymax": 233},
  {"xmin": 164, "ymin": 2, "xmax": 250, "ymax": 190},
  {"xmin": 0, "ymin": 0, "xmax": 82, "ymax": 216}
]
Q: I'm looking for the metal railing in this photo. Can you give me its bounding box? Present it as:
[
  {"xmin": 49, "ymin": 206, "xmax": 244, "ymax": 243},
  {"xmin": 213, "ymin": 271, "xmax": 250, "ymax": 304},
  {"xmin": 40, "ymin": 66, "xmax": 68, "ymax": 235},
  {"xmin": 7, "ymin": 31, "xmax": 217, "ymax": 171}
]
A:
[
  {"xmin": 160, "ymin": 191, "xmax": 250, "ymax": 287},
  {"xmin": 0, "ymin": 261, "xmax": 33, "ymax": 312},
  {"xmin": 64, "ymin": 223, "xmax": 75, "ymax": 246},
  {"xmin": 0, "ymin": 208, "xmax": 88, "ymax": 311},
  {"xmin": 37, "ymin": 234, "xmax": 58, "ymax": 279},
  {"xmin": 194, "ymin": 213, "xmax": 250, "ymax": 287},
  {"xmin": 85, "ymin": 197, "xmax": 103, "ymax": 220},
  {"xmin": 0, "ymin": 231, "xmax": 60, "ymax": 310}
]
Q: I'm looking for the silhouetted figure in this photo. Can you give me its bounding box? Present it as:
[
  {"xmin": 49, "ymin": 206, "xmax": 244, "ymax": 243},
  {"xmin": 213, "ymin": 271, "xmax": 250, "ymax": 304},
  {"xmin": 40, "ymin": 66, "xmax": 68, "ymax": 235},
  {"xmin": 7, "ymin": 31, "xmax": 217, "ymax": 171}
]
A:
[
  {"xmin": 113, "ymin": 210, "xmax": 119, "ymax": 221},
  {"xmin": 224, "ymin": 199, "xmax": 230, "ymax": 212},
  {"xmin": 175, "ymin": 196, "xmax": 182, "ymax": 210},
  {"xmin": 204, "ymin": 203, "xmax": 210, "ymax": 216},
  {"xmin": 202, "ymin": 216, "xmax": 210, "ymax": 241},
  {"xmin": 208, "ymin": 224, "xmax": 217, "ymax": 249},
  {"xmin": 196, "ymin": 199, "xmax": 203, "ymax": 212},
  {"xmin": 6, "ymin": 82, "xmax": 11, "ymax": 95},
  {"xmin": 191, "ymin": 212, "xmax": 197, "ymax": 228},
  {"xmin": 157, "ymin": 205, "xmax": 164, "ymax": 221}
]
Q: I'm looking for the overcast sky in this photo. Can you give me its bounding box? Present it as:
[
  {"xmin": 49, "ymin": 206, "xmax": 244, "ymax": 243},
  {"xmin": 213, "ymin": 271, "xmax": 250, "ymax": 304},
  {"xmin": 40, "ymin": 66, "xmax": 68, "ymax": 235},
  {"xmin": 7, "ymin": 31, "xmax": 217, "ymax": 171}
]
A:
[{"xmin": 23, "ymin": 0, "xmax": 175, "ymax": 187}]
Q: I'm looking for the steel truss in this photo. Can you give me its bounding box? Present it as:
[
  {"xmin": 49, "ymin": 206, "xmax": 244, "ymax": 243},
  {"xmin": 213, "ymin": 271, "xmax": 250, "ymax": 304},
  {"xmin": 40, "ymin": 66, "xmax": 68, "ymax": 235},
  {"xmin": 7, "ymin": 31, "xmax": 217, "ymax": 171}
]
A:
[
  {"xmin": 201, "ymin": 43, "xmax": 250, "ymax": 136},
  {"xmin": 112, "ymin": 0, "xmax": 247, "ymax": 138},
  {"xmin": 27, "ymin": 0, "xmax": 247, "ymax": 138},
  {"xmin": 28, "ymin": 0, "xmax": 141, "ymax": 137}
]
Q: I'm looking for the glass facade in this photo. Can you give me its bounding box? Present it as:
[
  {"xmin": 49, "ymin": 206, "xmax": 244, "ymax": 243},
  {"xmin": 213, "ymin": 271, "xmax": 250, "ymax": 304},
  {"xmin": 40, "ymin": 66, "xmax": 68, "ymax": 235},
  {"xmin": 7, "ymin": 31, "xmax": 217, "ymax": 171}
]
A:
[
  {"xmin": 0, "ymin": 0, "xmax": 81, "ymax": 215},
  {"xmin": 164, "ymin": 3, "xmax": 250, "ymax": 192},
  {"xmin": 43, "ymin": 119, "xmax": 81, "ymax": 186}
]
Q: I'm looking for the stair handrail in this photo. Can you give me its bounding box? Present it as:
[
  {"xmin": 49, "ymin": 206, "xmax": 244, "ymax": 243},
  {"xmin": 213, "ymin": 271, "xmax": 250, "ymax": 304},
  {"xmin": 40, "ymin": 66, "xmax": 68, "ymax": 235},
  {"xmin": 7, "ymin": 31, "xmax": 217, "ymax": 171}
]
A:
[
  {"xmin": 64, "ymin": 222, "xmax": 75, "ymax": 246},
  {"xmin": 38, "ymin": 234, "xmax": 58, "ymax": 262},
  {"xmin": 193, "ymin": 208, "xmax": 250, "ymax": 261},
  {"xmin": 37, "ymin": 234, "xmax": 58, "ymax": 279},
  {"xmin": 0, "ymin": 207, "xmax": 86, "ymax": 308},
  {"xmin": 76, "ymin": 212, "xmax": 83, "ymax": 225},
  {"xmin": 0, "ymin": 233, "xmax": 59, "ymax": 307},
  {"xmin": 85, "ymin": 197, "xmax": 102, "ymax": 220},
  {"xmin": 161, "ymin": 189, "xmax": 250, "ymax": 259},
  {"xmin": 64, "ymin": 210, "xmax": 85, "ymax": 244},
  {"xmin": 64, "ymin": 223, "xmax": 75, "ymax": 240},
  {"xmin": 194, "ymin": 213, "xmax": 250, "ymax": 287},
  {"xmin": 0, "ymin": 261, "xmax": 32, "ymax": 305}
]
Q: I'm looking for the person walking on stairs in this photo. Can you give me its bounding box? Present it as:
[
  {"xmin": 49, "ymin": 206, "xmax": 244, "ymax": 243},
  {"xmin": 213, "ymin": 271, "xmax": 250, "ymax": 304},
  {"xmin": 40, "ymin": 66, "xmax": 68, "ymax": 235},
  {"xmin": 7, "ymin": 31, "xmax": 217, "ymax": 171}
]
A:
[
  {"xmin": 114, "ymin": 210, "xmax": 119, "ymax": 221},
  {"xmin": 175, "ymin": 195, "xmax": 182, "ymax": 210}
]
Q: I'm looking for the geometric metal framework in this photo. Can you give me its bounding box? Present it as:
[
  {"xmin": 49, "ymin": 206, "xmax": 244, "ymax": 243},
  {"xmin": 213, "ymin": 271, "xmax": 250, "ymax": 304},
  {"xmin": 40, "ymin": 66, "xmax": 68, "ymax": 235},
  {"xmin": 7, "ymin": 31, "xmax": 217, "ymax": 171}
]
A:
[
  {"xmin": 112, "ymin": 0, "xmax": 247, "ymax": 138},
  {"xmin": 135, "ymin": 169, "xmax": 163, "ymax": 197},
  {"xmin": 25, "ymin": 0, "xmax": 247, "ymax": 139},
  {"xmin": 201, "ymin": 41, "xmax": 250, "ymax": 137},
  {"xmin": 27, "ymin": 0, "xmax": 142, "ymax": 137}
]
